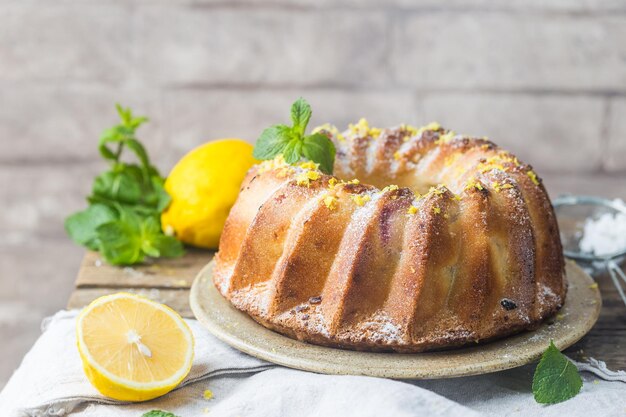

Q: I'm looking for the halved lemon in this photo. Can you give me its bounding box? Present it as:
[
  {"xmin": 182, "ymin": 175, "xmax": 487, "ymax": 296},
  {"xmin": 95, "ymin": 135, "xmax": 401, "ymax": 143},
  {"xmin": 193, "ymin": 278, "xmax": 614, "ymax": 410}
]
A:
[{"xmin": 76, "ymin": 293, "xmax": 194, "ymax": 401}]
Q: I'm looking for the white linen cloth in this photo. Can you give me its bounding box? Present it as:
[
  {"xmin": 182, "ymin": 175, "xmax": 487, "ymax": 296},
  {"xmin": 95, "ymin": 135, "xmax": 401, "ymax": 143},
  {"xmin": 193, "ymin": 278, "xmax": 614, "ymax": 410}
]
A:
[{"xmin": 1, "ymin": 310, "xmax": 625, "ymax": 417}]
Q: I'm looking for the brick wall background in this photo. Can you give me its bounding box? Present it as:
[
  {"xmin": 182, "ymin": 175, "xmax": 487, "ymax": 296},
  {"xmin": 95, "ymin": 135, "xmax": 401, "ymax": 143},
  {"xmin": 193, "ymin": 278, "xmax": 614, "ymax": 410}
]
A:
[{"xmin": 1, "ymin": 0, "xmax": 626, "ymax": 386}]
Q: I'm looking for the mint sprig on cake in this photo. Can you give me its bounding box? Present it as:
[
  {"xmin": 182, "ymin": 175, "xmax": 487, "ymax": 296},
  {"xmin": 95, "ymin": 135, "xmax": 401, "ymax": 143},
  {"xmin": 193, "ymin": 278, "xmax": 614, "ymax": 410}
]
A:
[{"xmin": 253, "ymin": 98, "xmax": 336, "ymax": 174}]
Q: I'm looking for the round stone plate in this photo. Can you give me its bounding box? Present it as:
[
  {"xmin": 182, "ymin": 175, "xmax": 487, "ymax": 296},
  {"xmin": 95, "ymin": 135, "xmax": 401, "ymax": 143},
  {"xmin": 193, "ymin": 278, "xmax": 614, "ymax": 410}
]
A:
[{"xmin": 190, "ymin": 260, "xmax": 601, "ymax": 379}]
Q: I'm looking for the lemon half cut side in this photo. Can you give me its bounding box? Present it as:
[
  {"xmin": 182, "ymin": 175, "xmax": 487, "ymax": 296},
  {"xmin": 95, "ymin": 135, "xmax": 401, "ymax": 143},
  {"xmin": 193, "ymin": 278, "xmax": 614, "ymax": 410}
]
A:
[{"xmin": 76, "ymin": 293, "xmax": 194, "ymax": 401}]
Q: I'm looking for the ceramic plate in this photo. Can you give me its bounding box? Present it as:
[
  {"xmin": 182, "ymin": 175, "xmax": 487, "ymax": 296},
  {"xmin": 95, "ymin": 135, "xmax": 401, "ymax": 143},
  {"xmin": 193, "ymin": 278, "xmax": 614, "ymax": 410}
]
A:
[{"xmin": 190, "ymin": 260, "xmax": 601, "ymax": 379}]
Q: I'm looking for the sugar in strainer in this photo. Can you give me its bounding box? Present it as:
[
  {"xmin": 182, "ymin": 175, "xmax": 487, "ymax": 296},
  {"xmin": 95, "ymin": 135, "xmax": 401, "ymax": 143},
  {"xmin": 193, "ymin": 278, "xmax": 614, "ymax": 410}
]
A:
[{"xmin": 552, "ymin": 195, "xmax": 626, "ymax": 306}]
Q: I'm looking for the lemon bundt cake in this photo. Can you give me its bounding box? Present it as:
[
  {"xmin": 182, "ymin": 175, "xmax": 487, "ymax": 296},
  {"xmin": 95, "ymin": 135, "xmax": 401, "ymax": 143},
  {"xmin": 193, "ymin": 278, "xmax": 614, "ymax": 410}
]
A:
[{"xmin": 213, "ymin": 121, "xmax": 566, "ymax": 352}]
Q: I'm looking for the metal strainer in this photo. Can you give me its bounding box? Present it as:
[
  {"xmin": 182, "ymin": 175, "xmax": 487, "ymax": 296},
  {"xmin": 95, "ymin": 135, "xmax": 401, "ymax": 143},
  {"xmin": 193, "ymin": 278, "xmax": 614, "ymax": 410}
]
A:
[{"xmin": 553, "ymin": 195, "xmax": 626, "ymax": 306}]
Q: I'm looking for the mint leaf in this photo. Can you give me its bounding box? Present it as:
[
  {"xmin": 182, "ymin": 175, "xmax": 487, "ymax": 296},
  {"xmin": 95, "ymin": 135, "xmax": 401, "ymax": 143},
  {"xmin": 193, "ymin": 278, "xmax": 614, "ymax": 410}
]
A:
[
  {"xmin": 141, "ymin": 410, "xmax": 180, "ymax": 417},
  {"xmin": 66, "ymin": 104, "xmax": 184, "ymax": 266},
  {"xmin": 140, "ymin": 216, "xmax": 162, "ymax": 257},
  {"xmin": 98, "ymin": 104, "xmax": 148, "ymax": 166},
  {"xmin": 302, "ymin": 133, "xmax": 336, "ymax": 174},
  {"xmin": 65, "ymin": 204, "xmax": 117, "ymax": 250},
  {"xmin": 532, "ymin": 340, "xmax": 582, "ymax": 404},
  {"xmin": 252, "ymin": 125, "xmax": 292, "ymax": 160},
  {"xmin": 291, "ymin": 97, "xmax": 312, "ymax": 136},
  {"xmin": 282, "ymin": 139, "xmax": 303, "ymax": 164},
  {"xmin": 96, "ymin": 208, "xmax": 184, "ymax": 265},
  {"xmin": 97, "ymin": 208, "xmax": 145, "ymax": 265},
  {"xmin": 91, "ymin": 169, "xmax": 144, "ymax": 207},
  {"xmin": 152, "ymin": 177, "xmax": 172, "ymax": 213},
  {"xmin": 253, "ymin": 98, "xmax": 335, "ymax": 174},
  {"xmin": 116, "ymin": 104, "xmax": 148, "ymax": 130},
  {"xmin": 152, "ymin": 234, "xmax": 185, "ymax": 258},
  {"xmin": 123, "ymin": 138, "xmax": 152, "ymax": 176}
]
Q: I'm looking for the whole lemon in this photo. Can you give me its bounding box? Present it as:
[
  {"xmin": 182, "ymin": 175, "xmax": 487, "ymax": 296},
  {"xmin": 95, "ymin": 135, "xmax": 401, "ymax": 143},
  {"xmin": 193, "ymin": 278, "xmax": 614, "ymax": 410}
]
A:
[{"xmin": 161, "ymin": 139, "xmax": 257, "ymax": 249}]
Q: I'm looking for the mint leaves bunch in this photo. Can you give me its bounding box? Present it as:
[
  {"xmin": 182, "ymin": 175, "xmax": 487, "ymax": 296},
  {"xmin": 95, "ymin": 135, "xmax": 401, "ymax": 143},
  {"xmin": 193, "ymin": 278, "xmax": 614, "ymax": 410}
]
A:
[
  {"xmin": 253, "ymin": 98, "xmax": 336, "ymax": 174},
  {"xmin": 532, "ymin": 340, "xmax": 583, "ymax": 404},
  {"xmin": 65, "ymin": 105, "xmax": 183, "ymax": 265},
  {"xmin": 141, "ymin": 411, "xmax": 180, "ymax": 417}
]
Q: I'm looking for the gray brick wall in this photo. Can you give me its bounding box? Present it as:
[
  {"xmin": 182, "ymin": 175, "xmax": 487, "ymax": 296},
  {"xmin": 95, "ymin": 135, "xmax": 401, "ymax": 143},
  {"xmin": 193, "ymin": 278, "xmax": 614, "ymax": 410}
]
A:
[
  {"xmin": 1, "ymin": 0, "xmax": 626, "ymax": 387},
  {"xmin": 2, "ymin": 2, "xmax": 625, "ymax": 172}
]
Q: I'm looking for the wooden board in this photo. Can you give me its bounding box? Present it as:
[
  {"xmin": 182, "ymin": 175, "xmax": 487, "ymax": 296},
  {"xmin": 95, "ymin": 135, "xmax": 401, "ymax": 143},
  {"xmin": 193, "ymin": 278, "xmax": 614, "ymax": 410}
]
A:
[
  {"xmin": 189, "ymin": 260, "xmax": 601, "ymax": 379},
  {"xmin": 67, "ymin": 250, "xmax": 626, "ymax": 370},
  {"xmin": 67, "ymin": 249, "xmax": 214, "ymax": 318},
  {"xmin": 74, "ymin": 249, "xmax": 214, "ymax": 289}
]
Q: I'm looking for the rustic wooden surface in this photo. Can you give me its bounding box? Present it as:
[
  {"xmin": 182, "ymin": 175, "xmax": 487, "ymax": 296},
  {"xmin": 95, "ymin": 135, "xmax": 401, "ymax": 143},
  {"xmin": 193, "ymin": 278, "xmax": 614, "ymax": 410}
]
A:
[
  {"xmin": 67, "ymin": 249, "xmax": 626, "ymax": 371},
  {"xmin": 565, "ymin": 266, "xmax": 626, "ymax": 370},
  {"xmin": 67, "ymin": 249, "xmax": 214, "ymax": 318}
]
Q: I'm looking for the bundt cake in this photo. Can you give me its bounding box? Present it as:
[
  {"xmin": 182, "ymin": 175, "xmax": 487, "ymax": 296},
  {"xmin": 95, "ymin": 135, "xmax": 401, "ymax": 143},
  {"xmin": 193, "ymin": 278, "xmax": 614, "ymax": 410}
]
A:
[{"xmin": 213, "ymin": 120, "xmax": 566, "ymax": 352}]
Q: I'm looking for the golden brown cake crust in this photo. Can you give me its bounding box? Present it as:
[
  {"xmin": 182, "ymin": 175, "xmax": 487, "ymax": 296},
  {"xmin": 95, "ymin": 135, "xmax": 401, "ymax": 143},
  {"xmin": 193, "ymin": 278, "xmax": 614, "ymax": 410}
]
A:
[{"xmin": 213, "ymin": 123, "xmax": 566, "ymax": 352}]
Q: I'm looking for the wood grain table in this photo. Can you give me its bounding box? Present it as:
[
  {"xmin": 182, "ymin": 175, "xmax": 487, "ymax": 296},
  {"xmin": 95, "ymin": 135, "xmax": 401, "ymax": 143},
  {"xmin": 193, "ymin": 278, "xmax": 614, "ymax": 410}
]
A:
[{"xmin": 67, "ymin": 249, "xmax": 625, "ymax": 371}]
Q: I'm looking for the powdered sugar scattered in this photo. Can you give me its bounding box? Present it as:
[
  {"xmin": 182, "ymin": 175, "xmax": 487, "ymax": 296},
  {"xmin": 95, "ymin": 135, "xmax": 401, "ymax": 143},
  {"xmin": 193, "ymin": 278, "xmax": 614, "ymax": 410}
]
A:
[
  {"xmin": 305, "ymin": 311, "xmax": 331, "ymax": 338},
  {"xmin": 542, "ymin": 284, "xmax": 557, "ymax": 299},
  {"xmin": 579, "ymin": 199, "xmax": 626, "ymax": 256},
  {"xmin": 357, "ymin": 311, "xmax": 402, "ymax": 343}
]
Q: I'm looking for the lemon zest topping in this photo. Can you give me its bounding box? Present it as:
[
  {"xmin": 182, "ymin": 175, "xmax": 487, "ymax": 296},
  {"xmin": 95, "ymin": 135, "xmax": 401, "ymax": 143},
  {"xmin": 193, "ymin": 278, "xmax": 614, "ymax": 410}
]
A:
[
  {"xmin": 477, "ymin": 152, "xmax": 522, "ymax": 174},
  {"xmin": 400, "ymin": 123, "xmax": 418, "ymax": 139},
  {"xmin": 492, "ymin": 181, "xmax": 514, "ymax": 193},
  {"xmin": 382, "ymin": 184, "xmax": 399, "ymax": 192},
  {"xmin": 402, "ymin": 122, "xmax": 441, "ymax": 142},
  {"xmin": 429, "ymin": 185, "xmax": 445, "ymax": 196},
  {"xmin": 258, "ymin": 154, "xmax": 299, "ymax": 178},
  {"xmin": 258, "ymin": 154, "xmax": 288, "ymax": 172},
  {"xmin": 497, "ymin": 151, "xmax": 520, "ymax": 166},
  {"xmin": 434, "ymin": 131, "xmax": 456, "ymax": 145},
  {"xmin": 203, "ymin": 389, "xmax": 213, "ymax": 400},
  {"xmin": 393, "ymin": 151, "xmax": 402, "ymax": 160},
  {"xmin": 527, "ymin": 170, "xmax": 540, "ymax": 185},
  {"xmin": 465, "ymin": 179, "xmax": 484, "ymax": 191},
  {"xmin": 299, "ymin": 160, "xmax": 319, "ymax": 170},
  {"xmin": 323, "ymin": 195, "xmax": 338, "ymax": 210},
  {"xmin": 407, "ymin": 205, "xmax": 418, "ymax": 215},
  {"xmin": 326, "ymin": 177, "xmax": 366, "ymax": 194},
  {"xmin": 349, "ymin": 118, "xmax": 368, "ymax": 134},
  {"xmin": 351, "ymin": 194, "xmax": 371, "ymax": 206},
  {"xmin": 312, "ymin": 123, "xmax": 345, "ymax": 141},
  {"xmin": 479, "ymin": 163, "xmax": 506, "ymax": 173},
  {"xmin": 348, "ymin": 118, "xmax": 381, "ymax": 139},
  {"xmin": 422, "ymin": 121, "xmax": 441, "ymax": 132},
  {"xmin": 296, "ymin": 170, "xmax": 321, "ymax": 187},
  {"xmin": 433, "ymin": 206, "xmax": 441, "ymax": 214}
]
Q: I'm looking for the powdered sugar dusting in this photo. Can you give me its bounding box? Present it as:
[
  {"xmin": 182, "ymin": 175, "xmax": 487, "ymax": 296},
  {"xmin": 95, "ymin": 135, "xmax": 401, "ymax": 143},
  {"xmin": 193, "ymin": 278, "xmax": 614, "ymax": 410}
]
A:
[
  {"xmin": 579, "ymin": 199, "xmax": 626, "ymax": 256},
  {"xmin": 356, "ymin": 311, "xmax": 402, "ymax": 343},
  {"xmin": 542, "ymin": 284, "xmax": 557, "ymax": 299}
]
